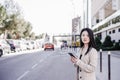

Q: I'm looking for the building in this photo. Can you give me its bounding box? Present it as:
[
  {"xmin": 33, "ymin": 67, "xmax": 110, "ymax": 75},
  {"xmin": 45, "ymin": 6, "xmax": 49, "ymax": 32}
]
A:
[
  {"xmin": 72, "ymin": 17, "xmax": 81, "ymax": 35},
  {"xmin": 91, "ymin": 0, "xmax": 120, "ymax": 43}
]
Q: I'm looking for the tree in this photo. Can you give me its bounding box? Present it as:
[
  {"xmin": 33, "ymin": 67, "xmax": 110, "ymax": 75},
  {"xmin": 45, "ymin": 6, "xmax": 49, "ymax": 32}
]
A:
[
  {"xmin": 23, "ymin": 22, "xmax": 32, "ymax": 37},
  {"xmin": 95, "ymin": 36, "xmax": 102, "ymax": 50},
  {"xmin": 30, "ymin": 32, "xmax": 35, "ymax": 40},
  {"xmin": 35, "ymin": 33, "xmax": 44, "ymax": 39},
  {"xmin": 102, "ymin": 35, "xmax": 113, "ymax": 47},
  {"xmin": 113, "ymin": 42, "xmax": 120, "ymax": 50},
  {"xmin": 0, "ymin": 4, "xmax": 7, "ymax": 33},
  {"xmin": 0, "ymin": 0, "xmax": 33, "ymax": 39}
]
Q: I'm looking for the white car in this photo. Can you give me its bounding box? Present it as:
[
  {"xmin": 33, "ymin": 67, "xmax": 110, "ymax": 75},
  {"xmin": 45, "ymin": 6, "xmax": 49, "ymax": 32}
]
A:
[{"xmin": 0, "ymin": 39, "xmax": 11, "ymax": 56}]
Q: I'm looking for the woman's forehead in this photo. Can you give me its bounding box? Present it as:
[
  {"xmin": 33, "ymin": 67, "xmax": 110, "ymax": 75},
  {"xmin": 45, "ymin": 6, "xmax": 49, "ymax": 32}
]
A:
[{"xmin": 82, "ymin": 31, "xmax": 88, "ymax": 34}]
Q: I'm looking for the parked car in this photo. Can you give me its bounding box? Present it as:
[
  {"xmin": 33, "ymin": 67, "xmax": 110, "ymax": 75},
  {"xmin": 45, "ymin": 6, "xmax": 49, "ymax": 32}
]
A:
[
  {"xmin": 0, "ymin": 39, "xmax": 11, "ymax": 56},
  {"xmin": 0, "ymin": 47, "xmax": 3, "ymax": 57},
  {"xmin": 19, "ymin": 41, "xmax": 27, "ymax": 51},
  {"xmin": 44, "ymin": 42, "xmax": 54, "ymax": 51},
  {"xmin": 25, "ymin": 41, "xmax": 34, "ymax": 50}
]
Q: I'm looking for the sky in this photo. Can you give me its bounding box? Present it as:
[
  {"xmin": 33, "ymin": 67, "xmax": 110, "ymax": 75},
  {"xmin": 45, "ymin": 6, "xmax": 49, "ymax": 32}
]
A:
[{"xmin": 15, "ymin": 0, "xmax": 83, "ymax": 35}]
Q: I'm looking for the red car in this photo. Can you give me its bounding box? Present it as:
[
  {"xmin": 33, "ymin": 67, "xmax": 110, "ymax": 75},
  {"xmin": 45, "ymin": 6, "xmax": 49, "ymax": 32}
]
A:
[{"xmin": 44, "ymin": 43, "xmax": 54, "ymax": 51}]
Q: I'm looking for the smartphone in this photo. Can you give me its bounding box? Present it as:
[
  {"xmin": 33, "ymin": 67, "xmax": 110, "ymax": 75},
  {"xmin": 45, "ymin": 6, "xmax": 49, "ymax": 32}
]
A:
[{"xmin": 68, "ymin": 53, "xmax": 76, "ymax": 58}]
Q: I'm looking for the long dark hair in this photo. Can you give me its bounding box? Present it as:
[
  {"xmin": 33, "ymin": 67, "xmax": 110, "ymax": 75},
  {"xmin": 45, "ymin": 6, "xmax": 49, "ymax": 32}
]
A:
[{"xmin": 80, "ymin": 28, "xmax": 96, "ymax": 55}]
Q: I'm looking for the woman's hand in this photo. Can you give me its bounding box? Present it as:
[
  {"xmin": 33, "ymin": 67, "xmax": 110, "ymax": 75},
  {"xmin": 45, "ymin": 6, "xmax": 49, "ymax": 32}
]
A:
[{"xmin": 71, "ymin": 56, "xmax": 78, "ymax": 63}]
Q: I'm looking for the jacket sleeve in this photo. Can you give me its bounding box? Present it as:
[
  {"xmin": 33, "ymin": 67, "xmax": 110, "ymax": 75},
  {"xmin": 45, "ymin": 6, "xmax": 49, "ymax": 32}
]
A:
[{"xmin": 75, "ymin": 48, "xmax": 98, "ymax": 73}]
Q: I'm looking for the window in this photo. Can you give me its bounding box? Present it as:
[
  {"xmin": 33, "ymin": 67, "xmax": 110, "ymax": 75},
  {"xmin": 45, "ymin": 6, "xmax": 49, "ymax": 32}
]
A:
[
  {"xmin": 96, "ymin": 19, "xmax": 99, "ymax": 23},
  {"xmin": 109, "ymin": 31, "xmax": 111, "ymax": 34},
  {"xmin": 112, "ymin": 30, "xmax": 115, "ymax": 33},
  {"xmin": 97, "ymin": 33, "xmax": 102, "ymax": 40},
  {"xmin": 118, "ymin": 28, "xmax": 120, "ymax": 32}
]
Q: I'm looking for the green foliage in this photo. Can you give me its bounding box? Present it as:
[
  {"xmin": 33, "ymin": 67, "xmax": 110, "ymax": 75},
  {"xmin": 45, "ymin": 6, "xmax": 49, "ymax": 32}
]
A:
[
  {"xmin": 36, "ymin": 33, "xmax": 45, "ymax": 39},
  {"xmin": 0, "ymin": 1, "xmax": 33, "ymax": 39},
  {"xmin": 94, "ymin": 34, "xmax": 120, "ymax": 50},
  {"xmin": 102, "ymin": 36, "xmax": 113, "ymax": 47},
  {"xmin": 0, "ymin": 4, "xmax": 7, "ymax": 26},
  {"xmin": 95, "ymin": 36, "xmax": 102, "ymax": 50},
  {"xmin": 6, "ymin": 33, "xmax": 12, "ymax": 39},
  {"xmin": 113, "ymin": 42, "xmax": 120, "ymax": 50}
]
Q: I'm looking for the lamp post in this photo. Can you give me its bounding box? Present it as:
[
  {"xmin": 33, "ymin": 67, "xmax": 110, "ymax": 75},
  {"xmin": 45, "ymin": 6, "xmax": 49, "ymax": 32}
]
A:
[{"xmin": 83, "ymin": 0, "xmax": 90, "ymax": 28}]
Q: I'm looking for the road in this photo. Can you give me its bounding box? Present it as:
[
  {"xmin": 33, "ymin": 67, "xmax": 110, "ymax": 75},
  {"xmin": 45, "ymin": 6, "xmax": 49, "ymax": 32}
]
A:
[
  {"xmin": 0, "ymin": 49, "xmax": 76, "ymax": 80},
  {"xmin": 0, "ymin": 49, "xmax": 120, "ymax": 80}
]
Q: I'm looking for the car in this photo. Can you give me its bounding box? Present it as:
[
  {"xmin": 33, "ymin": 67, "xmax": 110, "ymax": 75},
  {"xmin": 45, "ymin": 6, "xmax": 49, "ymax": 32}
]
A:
[
  {"xmin": 44, "ymin": 43, "xmax": 54, "ymax": 51},
  {"xmin": 0, "ymin": 47, "xmax": 3, "ymax": 57},
  {"xmin": 0, "ymin": 39, "xmax": 11, "ymax": 56}
]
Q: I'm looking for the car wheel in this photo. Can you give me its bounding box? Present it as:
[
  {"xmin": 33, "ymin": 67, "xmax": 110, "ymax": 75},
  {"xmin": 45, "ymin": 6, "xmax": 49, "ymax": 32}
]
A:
[{"xmin": 0, "ymin": 49, "xmax": 3, "ymax": 57}]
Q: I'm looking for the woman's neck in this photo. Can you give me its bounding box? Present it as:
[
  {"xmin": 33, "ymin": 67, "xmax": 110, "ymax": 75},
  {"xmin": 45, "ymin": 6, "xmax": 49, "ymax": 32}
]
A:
[{"xmin": 84, "ymin": 44, "xmax": 88, "ymax": 48}]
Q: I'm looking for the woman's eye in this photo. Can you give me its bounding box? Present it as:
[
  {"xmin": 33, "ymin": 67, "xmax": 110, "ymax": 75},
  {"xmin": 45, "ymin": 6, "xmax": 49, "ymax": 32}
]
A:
[
  {"xmin": 82, "ymin": 34, "xmax": 85, "ymax": 37},
  {"xmin": 87, "ymin": 35, "xmax": 89, "ymax": 37}
]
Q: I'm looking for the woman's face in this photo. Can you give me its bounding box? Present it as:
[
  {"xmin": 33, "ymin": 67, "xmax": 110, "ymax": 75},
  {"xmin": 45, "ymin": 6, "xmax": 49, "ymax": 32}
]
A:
[{"xmin": 81, "ymin": 31, "xmax": 90, "ymax": 44}]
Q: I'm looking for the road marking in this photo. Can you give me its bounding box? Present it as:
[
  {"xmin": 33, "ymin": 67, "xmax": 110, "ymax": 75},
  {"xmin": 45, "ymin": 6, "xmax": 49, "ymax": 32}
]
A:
[
  {"xmin": 32, "ymin": 64, "xmax": 38, "ymax": 69},
  {"xmin": 17, "ymin": 71, "xmax": 29, "ymax": 80}
]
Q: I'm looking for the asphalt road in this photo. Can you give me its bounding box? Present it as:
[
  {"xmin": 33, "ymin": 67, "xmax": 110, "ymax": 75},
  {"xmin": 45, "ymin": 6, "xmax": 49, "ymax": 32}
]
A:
[
  {"xmin": 0, "ymin": 49, "xmax": 76, "ymax": 80},
  {"xmin": 1, "ymin": 48, "xmax": 119, "ymax": 80}
]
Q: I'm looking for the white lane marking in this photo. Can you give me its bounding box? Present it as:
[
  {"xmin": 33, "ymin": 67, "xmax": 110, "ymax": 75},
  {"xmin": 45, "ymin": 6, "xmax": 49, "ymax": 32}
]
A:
[
  {"xmin": 17, "ymin": 71, "xmax": 29, "ymax": 80},
  {"xmin": 32, "ymin": 64, "xmax": 38, "ymax": 69}
]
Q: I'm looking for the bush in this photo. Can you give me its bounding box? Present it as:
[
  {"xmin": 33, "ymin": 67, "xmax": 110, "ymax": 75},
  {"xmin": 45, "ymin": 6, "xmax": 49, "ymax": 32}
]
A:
[
  {"xmin": 102, "ymin": 36, "xmax": 113, "ymax": 47},
  {"xmin": 95, "ymin": 35, "xmax": 119, "ymax": 50},
  {"xmin": 112, "ymin": 42, "xmax": 120, "ymax": 50},
  {"xmin": 95, "ymin": 36, "xmax": 102, "ymax": 50}
]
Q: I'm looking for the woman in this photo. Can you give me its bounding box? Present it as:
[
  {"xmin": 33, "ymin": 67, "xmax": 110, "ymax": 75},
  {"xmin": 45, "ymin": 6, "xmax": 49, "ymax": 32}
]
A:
[{"xmin": 70, "ymin": 28, "xmax": 98, "ymax": 80}]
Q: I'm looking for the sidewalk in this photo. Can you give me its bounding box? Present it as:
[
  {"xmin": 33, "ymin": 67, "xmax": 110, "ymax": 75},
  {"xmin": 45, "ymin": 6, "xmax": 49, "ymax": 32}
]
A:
[
  {"xmin": 96, "ymin": 52, "xmax": 108, "ymax": 80},
  {"xmin": 2, "ymin": 48, "xmax": 43, "ymax": 57},
  {"xmin": 96, "ymin": 51, "xmax": 120, "ymax": 80},
  {"xmin": 67, "ymin": 49, "xmax": 120, "ymax": 80}
]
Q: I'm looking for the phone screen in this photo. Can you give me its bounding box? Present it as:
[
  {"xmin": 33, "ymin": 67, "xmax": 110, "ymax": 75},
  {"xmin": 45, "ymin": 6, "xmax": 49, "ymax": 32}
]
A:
[{"xmin": 68, "ymin": 53, "xmax": 76, "ymax": 58}]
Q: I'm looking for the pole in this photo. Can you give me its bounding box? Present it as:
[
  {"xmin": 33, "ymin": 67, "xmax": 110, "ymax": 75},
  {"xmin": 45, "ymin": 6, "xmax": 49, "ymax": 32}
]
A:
[
  {"xmin": 100, "ymin": 49, "xmax": 102, "ymax": 72},
  {"xmin": 108, "ymin": 51, "xmax": 111, "ymax": 80},
  {"xmin": 86, "ymin": 0, "xmax": 89, "ymax": 27}
]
